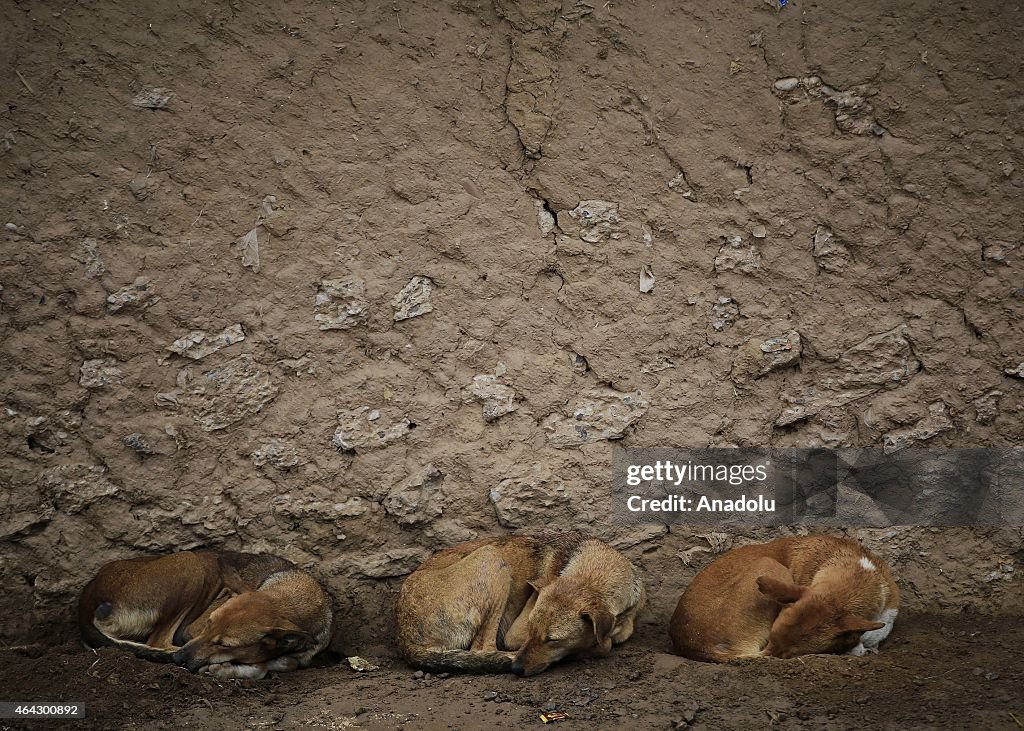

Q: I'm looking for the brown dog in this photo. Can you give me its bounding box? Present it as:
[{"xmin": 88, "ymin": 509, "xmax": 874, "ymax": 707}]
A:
[
  {"xmin": 670, "ymin": 535, "xmax": 898, "ymax": 662},
  {"xmin": 78, "ymin": 550, "xmax": 332, "ymax": 679},
  {"xmin": 396, "ymin": 533, "xmax": 645, "ymax": 676}
]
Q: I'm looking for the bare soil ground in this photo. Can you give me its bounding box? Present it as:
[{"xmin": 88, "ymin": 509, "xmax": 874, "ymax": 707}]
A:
[{"xmin": 1, "ymin": 614, "xmax": 1021, "ymax": 730}]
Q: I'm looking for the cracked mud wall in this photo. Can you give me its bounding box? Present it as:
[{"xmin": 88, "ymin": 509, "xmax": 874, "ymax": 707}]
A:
[{"xmin": 1, "ymin": 0, "xmax": 1022, "ymax": 649}]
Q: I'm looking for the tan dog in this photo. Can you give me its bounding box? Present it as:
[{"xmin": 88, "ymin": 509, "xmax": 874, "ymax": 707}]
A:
[
  {"xmin": 396, "ymin": 533, "xmax": 645, "ymax": 676},
  {"xmin": 670, "ymin": 535, "xmax": 898, "ymax": 662},
  {"xmin": 78, "ymin": 550, "xmax": 332, "ymax": 679}
]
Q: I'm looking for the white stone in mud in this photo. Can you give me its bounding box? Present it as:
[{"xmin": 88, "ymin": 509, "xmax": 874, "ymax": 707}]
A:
[
  {"xmin": 332, "ymin": 406, "xmax": 413, "ymax": 452},
  {"xmin": 71, "ymin": 238, "xmax": 105, "ymax": 278},
  {"xmin": 79, "ymin": 358, "xmax": 123, "ymax": 389},
  {"xmin": 711, "ymin": 297, "xmax": 740, "ymax": 331},
  {"xmin": 542, "ymin": 388, "xmax": 649, "ymax": 447},
  {"xmin": 23, "ymin": 411, "xmax": 82, "ymax": 453},
  {"xmin": 883, "ymin": 402, "xmax": 954, "ymax": 453},
  {"xmin": 833, "ymin": 326, "xmax": 921, "ymax": 389},
  {"xmin": 314, "ymin": 277, "xmax": 369, "ymax": 330},
  {"xmin": 346, "ymin": 548, "xmax": 428, "ymax": 578},
  {"xmin": 180, "ymin": 354, "xmax": 279, "ymax": 431},
  {"xmin": 973, "ymin": 391, "xmax": 1001, "ymax": 425},
  {"xmin": 462, "ymin": 374, "xmax": 520, "ymax": 422},
  {"xmin": 106, "ymin": 278, "xmax": 155, "ymax": 312},
  {"xmin": 270, "ymin": 494, "xmax": 371, "ymax": 520},
  {"xmin": 489, "ymin": 467, "xmax": 575, "ymax": 529},
  {"xmin": 392, "ymin": 276, "xmax": 434, "ymax": 321},
  {"xmin": 167, "ymin": 324, "xmax": 245, "ymax": 361},
  {"xmin": 423, "ymin": 518, "xmax": 478, "ymax": 546},
  {"xmin": 251, "ymin": 438, "xmax": 304, "ymax": 469},
  {"xmin": 535, "ymin": 199, "xmax": 556, "ymax": 236},
  {"xmin": 732, "ymin": 331, "xmax": 802, "ymax": 384},
  {"xmin": 777, "ymin": 326, "xmax": 921, "ymax": 425},
  {"xmin": 557, "ymin": 200, "xmax": 623, "ymax": 243},
  {"xmin": 813, "ymin": 225, "xmax": 852, "ymax": 273},
  {"xmin": 798, "ymin": 76, "xmax": 883, "ymax": 136},
  {"xmin": 715, "ymin": 234, "xmax": 762, "ymax": 274},
  {"xmin": 39, "ymin": 464, "xmax": 119, "ymax": 513},
  {"xmin": 384, "ymin": 466, "xmax": 444, "ymax": 525}
]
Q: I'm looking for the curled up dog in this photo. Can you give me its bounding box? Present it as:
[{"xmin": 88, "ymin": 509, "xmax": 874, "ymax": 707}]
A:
[
  {"xmin": 396, "ymin": 532, "xmax": 646, "ymax": 676},
  {"xmin": 670, "ymin": 535, "xmax": 899, "ymax": 662},
  {"xmin": 78, "ymin": 550, "xmax": 332, "ymax": 679}
]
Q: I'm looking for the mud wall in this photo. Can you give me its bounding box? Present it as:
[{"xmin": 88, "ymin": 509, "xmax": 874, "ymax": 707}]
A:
[{"xmin": 1, "ymin": 0, "xmax": 1022, "ymax": 648}]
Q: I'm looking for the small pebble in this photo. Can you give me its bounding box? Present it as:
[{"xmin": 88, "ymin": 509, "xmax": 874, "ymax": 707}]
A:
[
  {"xmin": 774, "ymin": 77, "xmax": 800, "ymax": 91},
  {"xmin": 412, "ymin": 670, "xmax": 424, "ymax": 680}
]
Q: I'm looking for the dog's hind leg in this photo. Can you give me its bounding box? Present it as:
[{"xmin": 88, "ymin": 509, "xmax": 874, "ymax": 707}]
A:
[
  {"xmin": 469, "ymin": 560, "xmax": 514, "ymax": 653},
  {"xmin": 501, "ymin": 591, "xmax": 537, "ymax": 651}
]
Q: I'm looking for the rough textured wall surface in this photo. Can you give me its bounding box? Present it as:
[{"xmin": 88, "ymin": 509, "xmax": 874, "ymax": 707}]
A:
[{"xmin": 1, "ymin": 0, "xmax": 1021, "ymax": 649}]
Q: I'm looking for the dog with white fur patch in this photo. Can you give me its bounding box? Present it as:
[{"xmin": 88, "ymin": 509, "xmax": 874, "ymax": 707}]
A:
[
  {"xmin": 670, "ymin": 535, "xmax": 898, "ymax": 662},
  {"xmin": 78, "ymin": 550, "xmax": 332, "ymax": 679}
]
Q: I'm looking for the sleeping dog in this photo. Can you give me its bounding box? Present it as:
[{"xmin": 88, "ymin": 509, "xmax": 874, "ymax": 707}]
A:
[{"xmin": 78, "ymin": 550, "xmax": 331, "ymax": 679}]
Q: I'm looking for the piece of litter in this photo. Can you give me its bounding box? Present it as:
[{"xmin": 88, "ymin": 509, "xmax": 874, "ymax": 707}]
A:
[
  {"xmin": 132, "ymin": 88, "xmax": 173, "ymax": 109},
  {"xmin": 238, "ymin": 227, "xmax": 261, "ymax": 273},
  {"xmin": 639, "ymin": 264, "xmax": 655, "ymax": 293},
  {"xmin": 540, "ymin": 711, "xmax": 569, "ymax": 723},
  {"xmin": 347, "ymin": 656, "xmax": 380, "ymax": 672}
]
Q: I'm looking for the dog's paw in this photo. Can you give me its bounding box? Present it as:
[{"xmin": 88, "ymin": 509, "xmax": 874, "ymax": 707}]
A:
[
  {"xmin": 204, "ymin": 662, "xmax": 268, "ymax": 680},
  {"xmin": 844, "ymin": 643, "xmax": 868, "ymax": 657},
  {"xmin": 265, "ymin": 656, "xmax": 300, "ymax": 673}
]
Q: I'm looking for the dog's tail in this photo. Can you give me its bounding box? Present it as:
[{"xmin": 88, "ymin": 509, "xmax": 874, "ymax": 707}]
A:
[
  {"xmin": 404, "ymin": 648, "xmax": 516, "ymax": 673},
  {"xmin": 100, "ymin": 637, "xmax": 179, "ymax": 664}
]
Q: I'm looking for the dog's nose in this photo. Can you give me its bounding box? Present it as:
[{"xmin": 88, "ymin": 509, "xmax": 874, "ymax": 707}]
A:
[
  {"xmin": 172, "ymin": 649, "xmax": 187, "ymax": 667},
  {"xmin": 511, "ymin": 658, "xmax": 525, "ymax": 676}
]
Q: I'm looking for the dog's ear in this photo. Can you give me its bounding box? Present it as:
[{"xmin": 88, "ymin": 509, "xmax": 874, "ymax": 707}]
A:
[
  {"xmin": 581, "ymin": 609, "xmax": 615, "ymax": 655},
  {"xmin": 756, "ymin": 576, "xmax": 806, "ymax": 605},
  {"xmin": 266, "ymin": 627, "xmax": 311, "ymax": 651},
  {"xmin": 838, "ymin": 615, "xmax": 886, "ymax": 634}
]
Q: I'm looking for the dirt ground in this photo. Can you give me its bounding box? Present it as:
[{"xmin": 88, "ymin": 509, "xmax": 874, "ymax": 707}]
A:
[{"xmin": 1, "ymin": 613, "xmax": 1021, "ymax": 730}]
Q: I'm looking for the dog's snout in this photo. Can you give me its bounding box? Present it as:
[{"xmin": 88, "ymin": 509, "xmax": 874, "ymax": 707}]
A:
[
  {"xmin": 510, "ymin": 658, "xmax": 525, "ymax": 676},
  {"xmin": 172, "ymin": 648, "xmax": 188, "ymax": 667}
]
